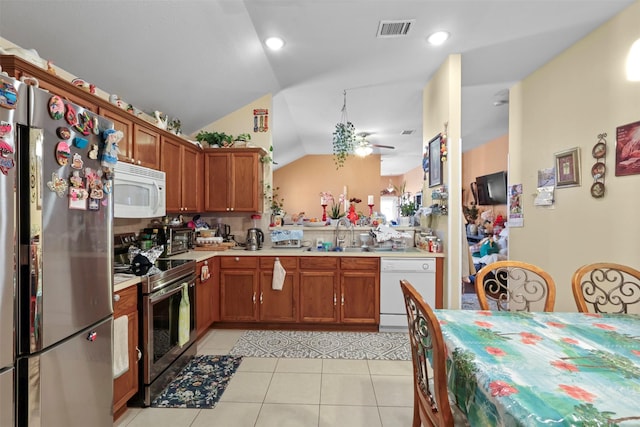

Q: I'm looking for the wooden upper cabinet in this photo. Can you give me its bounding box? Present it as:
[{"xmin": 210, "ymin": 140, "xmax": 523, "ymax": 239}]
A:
[
  {"xmin": 161, "ymin": 135, "xmax": 202, "ymax": 213},
  {"xmin": 133, "ymin": 124, "xmax": 160, "ymax": 169},
  {"xmin": 204, "ymin": 148, "xmax": 265, "ymax": 213}
]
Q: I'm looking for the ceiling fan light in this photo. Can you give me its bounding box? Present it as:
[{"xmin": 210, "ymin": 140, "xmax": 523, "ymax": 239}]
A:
[
  {"xmin": 355, "ymin": 144, "xmax": 373, "ymax": 157},
  {"xmin": 427, "ymin": 31, "xmax": 449, "ymax": 46},
  {"xmin": 265, "ymin": 37, "xmax": 285, "ymax": 50}
]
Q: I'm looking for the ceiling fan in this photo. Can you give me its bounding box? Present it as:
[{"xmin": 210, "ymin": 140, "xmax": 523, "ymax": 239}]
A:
[{"xmin": 354, "ymin": 132, "xmax": 395, "ymax": 157}]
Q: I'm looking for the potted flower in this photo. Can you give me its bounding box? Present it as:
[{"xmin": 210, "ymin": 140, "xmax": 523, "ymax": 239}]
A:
[{"xmin": 320, "ymin": 191, "xmax": 345, "ymax": 221}]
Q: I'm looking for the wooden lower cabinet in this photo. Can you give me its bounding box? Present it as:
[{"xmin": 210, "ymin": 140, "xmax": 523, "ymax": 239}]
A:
[
  {"xmin": 298, "ymin": 257, "xmax": 339, "ymax": 323},
  {"xmin": 340, "ymin": 258, "xmax": 379, "ymax": 324},
  {"xmin": 215, "ymin": 255, "xmax": 384, "ymax": 329},
  {"xmin": 196, "ymin": 258, "xmax": 217, "ymax": 337},
  {"xmin": 259, "ymin": 257, "xmax": 298, "ymax": 322},
  {"xmin": 220, "ymin": 257, "xmax": 259, "ymax": 321},
  {"xmin": 113, "ymin": 285, "xmax": 139, "ymax": 420}
]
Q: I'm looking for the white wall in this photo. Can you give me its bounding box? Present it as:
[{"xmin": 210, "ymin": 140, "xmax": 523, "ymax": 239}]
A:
[{"xmin": 509, "ymin": 1, "xmax": 640, "ymax": 312}]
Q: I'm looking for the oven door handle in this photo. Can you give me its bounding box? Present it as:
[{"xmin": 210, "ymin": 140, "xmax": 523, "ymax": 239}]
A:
[{"xmin": 148, "ymin": 280, "xmax": 194, "ymax": 304}]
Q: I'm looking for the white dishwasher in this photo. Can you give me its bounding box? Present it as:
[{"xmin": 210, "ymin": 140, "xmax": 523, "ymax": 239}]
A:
[{"xmin": 379, "ymin": 257, "xmax": 436, "ymax": 331}]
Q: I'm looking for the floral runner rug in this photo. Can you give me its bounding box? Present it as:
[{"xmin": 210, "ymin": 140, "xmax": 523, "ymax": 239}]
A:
[
  {"xmin": 229, "ymin": 330, "xmax": 410, "ymax": 361},
  {"xmin": 151, "ymin": 355, "xmax": 242, "ymax": 409}
]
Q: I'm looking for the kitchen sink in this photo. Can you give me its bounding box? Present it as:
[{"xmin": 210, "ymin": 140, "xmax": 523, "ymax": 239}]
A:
[{"xmin": 303, "ymin": 246, "xmax": 370, "ymax": 253}]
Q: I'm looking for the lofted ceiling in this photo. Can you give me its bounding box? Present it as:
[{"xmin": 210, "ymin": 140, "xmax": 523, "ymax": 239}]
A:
[{"xmin": 0, "ymin": 0, "xmax": 634, "ymax": 175}]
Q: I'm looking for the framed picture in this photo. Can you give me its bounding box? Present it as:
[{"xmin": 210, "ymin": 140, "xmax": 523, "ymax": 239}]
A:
[
  {"xmin": 428, "ymin": 134, "xmax": 442, "ymax": 187},
  {"xmin": 615, "ymin": 120, "xmax": 640, "ymax": 176},
  {"xmin": 554, "ymin": 147, "xmax": 581, "ymax": 188}
]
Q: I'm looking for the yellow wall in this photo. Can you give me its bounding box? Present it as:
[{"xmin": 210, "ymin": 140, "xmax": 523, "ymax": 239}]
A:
[
  {"xmin": 423, "ymin": 54, "xmax": 463, "ymax": 308},
  {"xmin": 509, "ymin": 0, "xmax": 640, "ymax": 312},
  {"xmin": 273, "ymin": 154, "xmax": 381, "ymax": 219},
  {"xmin": 462, "ymin": 134, "xmax": 508, "ymax": 219}
]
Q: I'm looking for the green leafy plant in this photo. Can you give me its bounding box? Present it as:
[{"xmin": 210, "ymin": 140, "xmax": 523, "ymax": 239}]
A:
[
  {"xmin": 332, "ymin": 121, "xmax": 356, "ymax": 168},
  {"xmin": 320, "ymin": 191, "xmax": 345, "ymax": 219},
  {"xmin": 265, "ymin": 184, "xmax": 285, "ymax": 216},
  {"xmin": 235, "ymin": 133, "xmax": 251, "ymax": 142},
  {"xmin": 463, "ymin": 203, "xmax": 479, "ymax": 224},
  {"xmin": 195, "ymin": 131, "xmax": 234, "ymax": 147}
]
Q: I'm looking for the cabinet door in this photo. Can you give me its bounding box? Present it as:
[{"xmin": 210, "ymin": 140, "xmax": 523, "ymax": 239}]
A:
[
  {"xmin": 161, "ymin": 136, "xmax": 182, "ymax": 213},
  {"xmin": 181, "ymin": 143, "xmax": 202, "ymax": 212},
  {"xmin": 259, "ymin": 271, "xmax": 297, "ymax": 322},
  {"xmin": 196, "ymin": 259, "xmax": 215, "ymax": 337},
  {"xmin": 99, "ymin": 108, "xmax": 133, "ymax": 163},
  {"xmin": 113, "ymin": 286, "xmax": 139, "ymax": 416},
  {"xmin": 340, "ymin": 271, "xmax": 379, "ymax": 324},
  {"xmin": 204, "ymin": 152, "xmax": 230, "ymax": 211},
  {"xmin": 230, "ymin": 152, "xmax": 261, "ymax": 212},
  {"xmin": 220, "ymin": 270, "xmax": 258, "ymax": 321},
  {"xmin": 133, "ymin": 124, "xmax": 160, "ymax": 169},
  {"xmin": 299, "ymin": 271, "xmax": 338, "ymax": 323}
]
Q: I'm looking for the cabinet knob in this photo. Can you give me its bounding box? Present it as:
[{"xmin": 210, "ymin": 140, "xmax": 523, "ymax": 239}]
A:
[
  {"xmin": 333, "ymin": 293, "xmax": 337, "ymax": 306},
  {"xmin": 341, "ymin": 294, "xmax": 344, "ymax": 306},
  {"xmin": 252, "ymin": 292, "xmax": 256, "ymax": 304},
  {"xmin": 113, "ymin": 293, "xmax": 120, "ymax": 302},
  {"xmin": 260, "ymin": 292, "xmax": 263, "ymax": 304},
  {"xmin": 137, "ymin": 160, "xmax": 141, "ymax": 165},
  {"xmin": 235, "ymin": 257, "xmax": 240, "ymax": 261},
  {"xmin": 135, "ymin": 346, "xmax": 142, "ymax": 361}
]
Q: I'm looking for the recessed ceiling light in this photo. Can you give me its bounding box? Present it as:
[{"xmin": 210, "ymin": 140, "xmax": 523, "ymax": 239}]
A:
[
  {"xmin": 265, "ymin": 37, "xmax": 285, "ymax": 50},
  {"xmin": 427, "ymin": 31, "xmax": 449, "ymax": 46}
]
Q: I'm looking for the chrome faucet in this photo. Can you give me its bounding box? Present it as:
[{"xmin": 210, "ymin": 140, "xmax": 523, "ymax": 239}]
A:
[{"xmin": 335, "ymin": 217, "xmax": 354, "ymax": 248}]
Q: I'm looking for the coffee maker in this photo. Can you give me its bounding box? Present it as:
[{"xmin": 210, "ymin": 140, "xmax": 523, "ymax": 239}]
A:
[{"xmin": 245, "ymin": 228, "xmax": 264, "ymax": 251}]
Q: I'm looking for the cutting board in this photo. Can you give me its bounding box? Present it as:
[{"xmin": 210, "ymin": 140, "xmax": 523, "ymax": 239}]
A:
[{"xmin": 194, "ymin": 242, "xmax": 235, "ymax": 251}]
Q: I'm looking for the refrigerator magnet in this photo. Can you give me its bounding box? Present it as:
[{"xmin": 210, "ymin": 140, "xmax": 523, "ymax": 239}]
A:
[
  {"xmin": 71, "ymin": 153, "xmax": 84, "ymax": 170},
  {"xmin": 88, "ymin": 144, "xmax": 99, "ymax": 159},
  {"xmin": 47, "ymin": 173, "xmax": 68, "ymax": 197},
  {"xmin": 48, "ymin": 95, "xmax": 64, "ymax": 119},
  {"xmin": 69, "ymin": 187, "xmax": 88, "ymax": 210},
  {"xmin": 103, "ymin": 179, "xmax": 112, "ymax": 194},
  {"xmin": 74, "ymin": 111, "xmax": 93, "ymax": 135},
  {"xmin": 88, "ymin": 198, "xmax": 100, "ymax": 211},
  {"xmin": 55, "ymin": 141, "xmax": 71, "ymax": 166},
  {"xmin": 0, "ymin": 81, "xmax": 18, "ymax": 109},
  {"xmin": 73, "ymin": 136, "xmax": 88, "ymax": 149},
  {"xmin": 0, "ymin": 139, "xmax": 15, "ymax": 175},
  {"xmin": 0, "ymin": 121, "xmax": 12, "ymax": 137},
  {"xmin": 65, "ymin": 104, "xmax": 78, "ymax": 126},
  {"xmin": 56, "ymin": 127, "xmax": 71, "ymax": 140},
  {"xmin": 92, "ymin": 117, "xmax": 100, "ymax": 135},
  {"xmin": 69, "ymin": 170, "xmax": 83, "ymax": 188}
]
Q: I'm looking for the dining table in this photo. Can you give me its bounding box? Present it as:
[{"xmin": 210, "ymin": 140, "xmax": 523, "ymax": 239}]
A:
[{"xmin": 435, "ymin": 309, "xmax": 640, "ymax": 426}]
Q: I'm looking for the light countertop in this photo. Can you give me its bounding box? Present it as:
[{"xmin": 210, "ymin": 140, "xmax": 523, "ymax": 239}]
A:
[{"xmin": 113, "ymin": 247, "xmax": 443, "ymax": 292}]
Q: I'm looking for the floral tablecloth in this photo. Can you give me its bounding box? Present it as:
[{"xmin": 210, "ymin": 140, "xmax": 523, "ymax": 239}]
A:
[{"xmin": 435, "ymin": 310, "xmax": 640, "ymax": 426}]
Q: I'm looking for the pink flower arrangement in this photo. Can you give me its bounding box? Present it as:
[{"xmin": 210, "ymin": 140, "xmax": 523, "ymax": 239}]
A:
[{"xmin": 320, "ymin": 191, "xmax": 345, "ymax": 219}]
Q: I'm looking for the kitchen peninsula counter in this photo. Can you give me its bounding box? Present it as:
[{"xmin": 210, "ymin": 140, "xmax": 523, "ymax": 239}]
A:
[{"xmin": 113, "ymin": 247, "xmax": 443, "ymax": 292}]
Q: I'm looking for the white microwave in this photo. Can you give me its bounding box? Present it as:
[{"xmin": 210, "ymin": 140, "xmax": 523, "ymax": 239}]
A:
[{"xmin": 113, "ymin": 163, "xmax": 166, "ymax": 218}]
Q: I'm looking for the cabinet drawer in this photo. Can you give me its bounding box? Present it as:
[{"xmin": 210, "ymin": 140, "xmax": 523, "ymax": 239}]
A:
[
  {"xmin": 114, "ymin": 285, "xmax": 138, "ymax": 316},
  {"xmin": 220, "ymin": 256, "xmax": 258, "ymax": 269},
  {"xmin": 340, "ymin": 257, "xmax": 379, "ymax": 271},
  {"xmin": 260, "ymin": 257, "xmax": 297, "ymax": 270},
  {"xmin": 299, "ymin": 257, "xmax": 338, "ymax": 270}
]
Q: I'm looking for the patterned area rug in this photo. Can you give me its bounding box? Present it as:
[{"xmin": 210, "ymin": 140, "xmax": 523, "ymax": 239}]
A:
[
  {"xmin": 151, "ymin": 355, "xmax": 242, "ymax": 409},
  {"xmin": 461, "ymin": 293, "xmax": 481, "ymax": 310},
  {"xmin": 229, "ymin": 330, "xmax": 410, "ymax": 361}
]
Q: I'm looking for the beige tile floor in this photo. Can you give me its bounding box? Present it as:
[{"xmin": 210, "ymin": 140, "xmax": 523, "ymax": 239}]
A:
[{"xmin": 114, "ymin": 329, "xmax": 414, "ymax": 427}]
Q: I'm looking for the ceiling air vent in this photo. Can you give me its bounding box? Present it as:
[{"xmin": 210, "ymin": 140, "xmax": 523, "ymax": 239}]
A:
[
  {"xmin": 376, "ymin": 20, "xmax": 414, "ymax": 38},
  {"xmin": 400, "ymin": 129, "xmax": 415, "ymax": 135}
]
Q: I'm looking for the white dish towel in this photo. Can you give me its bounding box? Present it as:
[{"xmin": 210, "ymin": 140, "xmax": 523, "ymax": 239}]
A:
[
  {"xmin": 113, "ymin": 315, "xmax": 129, "ymax": 379},
  {"xmin": 272, "ymin": 258, "xmax": 286, "ymax": 291}
]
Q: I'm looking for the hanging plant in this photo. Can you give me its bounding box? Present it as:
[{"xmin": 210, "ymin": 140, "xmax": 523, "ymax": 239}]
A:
[
  {"xmin": 333, "ymin": 121, "xmax": 356, "ymax": 168},
  {"xmin": 332, "ymin": 90, "xmax": 357, "ymax": 169}
]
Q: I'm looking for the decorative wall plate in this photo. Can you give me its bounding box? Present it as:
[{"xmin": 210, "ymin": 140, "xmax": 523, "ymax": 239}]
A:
[
  {"xmin": 592, "ymin": 142, "xmax": 606, "ymax": 158},
  {"xmin": 591, "ymin": 162, "xmax": 605, "ymax": 179},
  {"xmin": 590, "ymin": 182, "xmax": 605, "ymax": 198}
]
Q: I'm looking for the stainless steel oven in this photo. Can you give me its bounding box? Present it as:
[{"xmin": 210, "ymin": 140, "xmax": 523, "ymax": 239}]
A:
[{"xmin": 140, "ymin": 259, "xmax": 197, "ymax": 406}]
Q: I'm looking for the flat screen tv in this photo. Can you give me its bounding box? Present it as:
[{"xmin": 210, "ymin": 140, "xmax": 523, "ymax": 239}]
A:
[{"xmin": 475, "ymin": 171, "xmax": 507, "ymax": 205}]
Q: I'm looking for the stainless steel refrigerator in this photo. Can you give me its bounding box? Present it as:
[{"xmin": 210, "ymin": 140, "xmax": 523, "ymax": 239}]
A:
[{"xmin": 0, "ymin": 75, "xmax": 114, "ymax": 426}]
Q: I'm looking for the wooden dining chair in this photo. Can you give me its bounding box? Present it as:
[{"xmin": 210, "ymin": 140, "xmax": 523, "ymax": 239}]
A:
[
  {"xmin": 400, "ymin": 279, "xmax": 468, "ymax": 427},
  {"xmin": 475, "ymin": 260, "xmax": 556, "ymax": 312},
  {"xmin": 571, "ymin": 263, "xmax": 640, "ymax": 314}
]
